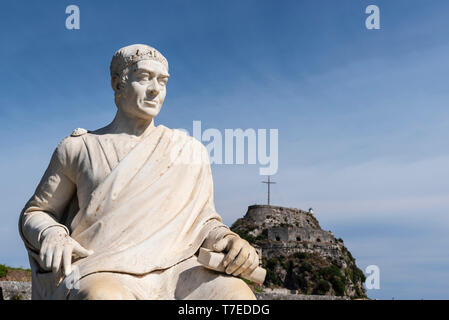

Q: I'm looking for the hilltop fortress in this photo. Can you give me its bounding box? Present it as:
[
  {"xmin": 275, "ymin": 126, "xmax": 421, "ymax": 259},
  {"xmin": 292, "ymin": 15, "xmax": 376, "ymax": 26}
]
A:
[{"xmin": 231, "ymin": 205, "xmax": 367, "ymax": 299}]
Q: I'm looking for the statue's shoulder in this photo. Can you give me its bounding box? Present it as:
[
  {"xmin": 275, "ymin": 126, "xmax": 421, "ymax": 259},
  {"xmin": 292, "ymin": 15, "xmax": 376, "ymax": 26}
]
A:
[
  {"xmin": 166, "ymin": 127, "xmax": 208, "ymax": 157},
  {"xmin": 170, "ymin": 127, "xmax": 189, "ymax": 139},
  {"xmin": 167, "ymin": 126, "xmax": 202, "ymax": 145},
  {"xmin": 56, "ymin": 127, "xmax": 90, "ymax": 155},
  {"xmin": 70, "ymin": 128, "xmax": 89, "ymax": 137}
]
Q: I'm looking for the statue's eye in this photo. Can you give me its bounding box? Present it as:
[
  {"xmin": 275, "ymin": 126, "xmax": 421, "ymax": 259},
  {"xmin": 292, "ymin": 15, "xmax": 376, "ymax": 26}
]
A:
[
  {"xmin": 136, "ymin": 72, "xmax": 150, "ymax": 81},
  {"xmin": 158, "ymin": 77, "xmax": 168, "ymax": 86}
]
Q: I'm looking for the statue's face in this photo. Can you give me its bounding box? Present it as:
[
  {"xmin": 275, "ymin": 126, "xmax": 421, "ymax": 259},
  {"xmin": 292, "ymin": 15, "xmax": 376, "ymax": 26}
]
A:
[{"xmin": 118, "ymin": 59, "xmax": 169, "ymax": 120}]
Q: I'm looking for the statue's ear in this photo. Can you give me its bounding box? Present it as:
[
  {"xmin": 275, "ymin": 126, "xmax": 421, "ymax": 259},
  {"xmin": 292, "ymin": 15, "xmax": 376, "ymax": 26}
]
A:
[{"xmin": 111, "ymin": 75, "xmax": 121, "ymax": 92}]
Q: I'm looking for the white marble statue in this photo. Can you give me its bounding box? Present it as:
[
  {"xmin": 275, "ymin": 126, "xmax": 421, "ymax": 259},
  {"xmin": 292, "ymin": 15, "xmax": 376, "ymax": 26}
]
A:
[{"xmin": 18, "ymin": 44, "xmax": 260, "ymax": 300}]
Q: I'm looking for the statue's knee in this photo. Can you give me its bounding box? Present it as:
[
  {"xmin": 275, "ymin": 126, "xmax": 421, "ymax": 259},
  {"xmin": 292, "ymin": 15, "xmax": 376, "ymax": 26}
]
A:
[
  {"xmin": 230, "ymin": 279, "xmax": 256, "ymax": 300},
  {"xmin": 85, "ymin": 282, "xmax": 132, "ymax": 300},
  {"xmin": 215, "ymin": 277, "xmax": 256, "ymax": 300},
  {"xmin": 71, "ymin": 274, "xmax": 134, "ymax": 300}
]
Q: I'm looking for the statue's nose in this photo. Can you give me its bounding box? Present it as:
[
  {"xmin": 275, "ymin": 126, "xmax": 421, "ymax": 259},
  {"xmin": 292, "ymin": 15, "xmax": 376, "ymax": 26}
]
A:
[{"xmin": 147, "ymin": 80, "xmax": 160, "ymax": 96}]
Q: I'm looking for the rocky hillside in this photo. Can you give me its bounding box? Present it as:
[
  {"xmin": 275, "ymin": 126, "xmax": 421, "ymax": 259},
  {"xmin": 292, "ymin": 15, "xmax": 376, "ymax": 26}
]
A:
[
  {"xmin": 231, "ymin": 205, "xmax": 367, "ymax": 299},
  {"xmin": 0, "ymin": 264, "xmax": 31, "ymax": 282}
]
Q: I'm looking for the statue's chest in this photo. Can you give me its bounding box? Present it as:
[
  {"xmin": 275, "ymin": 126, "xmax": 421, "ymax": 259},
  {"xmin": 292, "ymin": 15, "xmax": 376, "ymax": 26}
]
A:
[{"xmin": 74, "ymin": 134, "xmax": 141, "ymax": 205}]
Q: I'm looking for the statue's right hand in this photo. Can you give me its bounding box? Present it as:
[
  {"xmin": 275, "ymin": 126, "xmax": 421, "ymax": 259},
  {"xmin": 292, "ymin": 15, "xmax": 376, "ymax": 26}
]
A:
[{"xmin": 38, "ymin": 227, "xmax": 93, "ymax": 276}]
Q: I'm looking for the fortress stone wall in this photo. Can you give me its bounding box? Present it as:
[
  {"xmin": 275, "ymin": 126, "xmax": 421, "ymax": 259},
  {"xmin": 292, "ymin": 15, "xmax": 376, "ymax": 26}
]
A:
[{"xmin": 267, "ymin": 227, "xmax": 335, "ymax": 243}]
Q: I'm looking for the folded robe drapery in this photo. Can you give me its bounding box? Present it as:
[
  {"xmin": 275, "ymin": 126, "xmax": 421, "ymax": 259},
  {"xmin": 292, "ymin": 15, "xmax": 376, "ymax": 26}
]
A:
[{"xmin": 23, "ymin": 125, "xmax": 226, "ymax": 298}]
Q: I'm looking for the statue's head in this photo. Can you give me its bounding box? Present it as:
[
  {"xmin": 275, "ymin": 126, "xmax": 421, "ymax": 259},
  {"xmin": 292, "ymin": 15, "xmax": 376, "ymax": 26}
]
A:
[{"xmin": 110, "ymin": 44, "xmax": 169, "ymax": 120}]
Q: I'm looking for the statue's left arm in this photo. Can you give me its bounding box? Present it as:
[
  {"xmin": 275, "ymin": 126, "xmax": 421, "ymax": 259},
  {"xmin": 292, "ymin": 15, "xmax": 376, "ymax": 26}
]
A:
[{"xmin": 197, "ymin": 141, "xmax": 259, "ymax": 277}]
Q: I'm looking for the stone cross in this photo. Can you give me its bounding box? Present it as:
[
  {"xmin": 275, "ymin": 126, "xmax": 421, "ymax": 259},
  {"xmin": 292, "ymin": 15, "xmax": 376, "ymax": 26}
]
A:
[{"xmin": 261, "ymin": 176, "xmax": 276, "ymax": 205}]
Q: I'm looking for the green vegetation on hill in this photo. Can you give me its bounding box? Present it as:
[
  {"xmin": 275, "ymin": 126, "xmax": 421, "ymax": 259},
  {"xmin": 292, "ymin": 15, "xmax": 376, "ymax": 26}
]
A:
[
  {"xmin": 260, "ymin": 252, "xmax": 358, "ymax": 297},
  {"xmin": 0, "ymin": 264, "xmax": 8, "ymax": 278}
]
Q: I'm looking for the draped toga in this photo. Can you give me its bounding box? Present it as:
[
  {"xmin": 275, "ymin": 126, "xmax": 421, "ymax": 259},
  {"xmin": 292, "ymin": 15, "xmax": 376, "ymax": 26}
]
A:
[{"xmin": 19, "ymin": 125, "xmax": 236, "ymax": 299}]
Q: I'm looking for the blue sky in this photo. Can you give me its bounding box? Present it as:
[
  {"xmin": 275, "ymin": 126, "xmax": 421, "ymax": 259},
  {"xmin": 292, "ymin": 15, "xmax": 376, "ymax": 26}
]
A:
[{"xmin": 1, "ymin": 0, "xmax": 449, "ymax": 299}]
